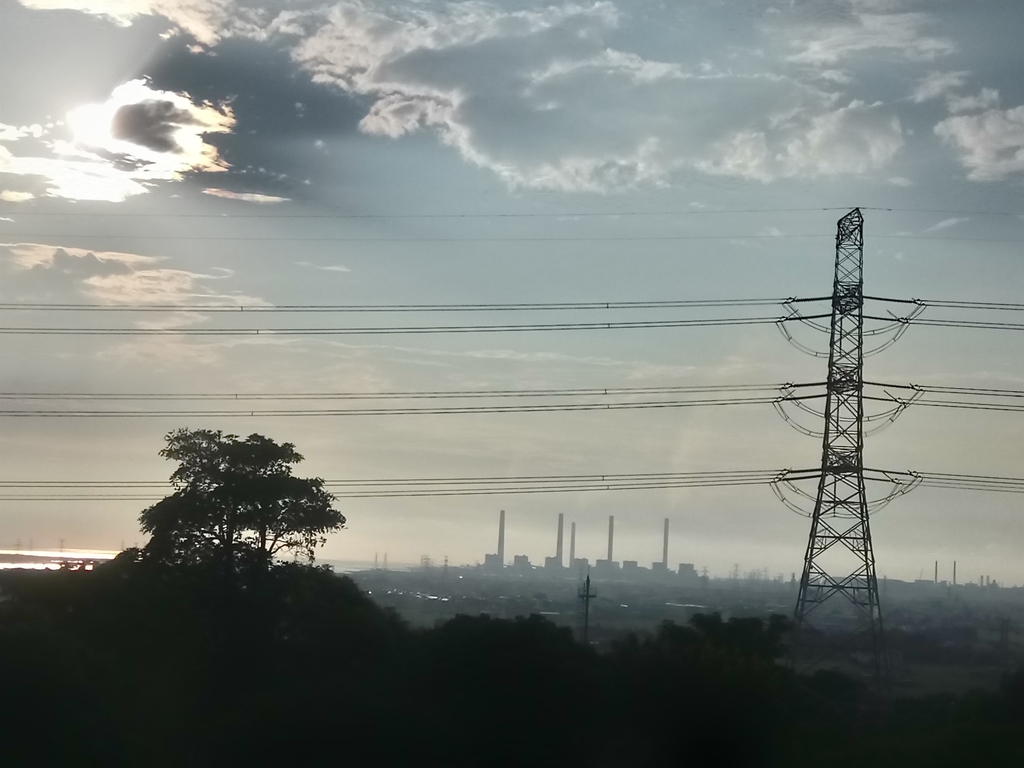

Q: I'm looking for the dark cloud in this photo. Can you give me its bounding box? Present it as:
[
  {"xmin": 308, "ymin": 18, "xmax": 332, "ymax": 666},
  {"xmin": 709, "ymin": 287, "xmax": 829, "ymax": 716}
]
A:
[
  {"xmin": 140, "ymin": 37, "xmax": 371, "ymax": 201},
  {"xmin": 110, "ymin": 99, "xmax": 199, "ymax": 153},
  {"xmin": 146, "ymin": 38, "xmax": 369, "ymax": 139}
]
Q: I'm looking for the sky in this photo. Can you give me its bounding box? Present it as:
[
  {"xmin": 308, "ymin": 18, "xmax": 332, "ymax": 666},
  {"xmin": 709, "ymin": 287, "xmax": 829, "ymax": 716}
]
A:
[{"xmin": 1, "ymin": 0, "xmax": 1023, "ymax": 583}]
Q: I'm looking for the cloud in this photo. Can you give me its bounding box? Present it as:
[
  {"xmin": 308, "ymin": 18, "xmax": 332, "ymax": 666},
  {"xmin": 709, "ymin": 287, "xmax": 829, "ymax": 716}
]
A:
[
  {"xmin": 297, "ymin": 261, "xmax": 350, "ymax": 272},
  {"xmin": 15, "ymin": 0, "xmax": 235, "ymax": 46},
  {"xmin": 699, "ymin": 100, "xmax": 903, "ymax": 181},
  {"xmin": 935, "ymin": 106, "xmax": 1024, "ymax": 180},
  {"xmin": 110, "ymin": 99, "xmax": 201, "ymax": 152},
  {"xmin": 10, "ymin": 1, "xmax": 918, "ymax": 191},
  {"xmin": 0, "ymin": 79, "xmax": 234, "ymax": 202},
  {"xmin": 947, "ymin": 88, "xmax": 1000, "ymax": 114},
  {"xmin": 923, "ymin": 217, "xmax": 968, "ymax": 232},
  {"xmin": 781, "ymin": 7, "xmax": 955, "ymax": 65},
  {"xmin": 1, "ymin": 241, "xmax": 155, "ymax": 270},
  {"xmin": 0, "ymin": 190, "xmax": 35, "ymax": 202},
  {"xmin": 272, "ymin": 2, "xmax": 912, "ymax": 190},
  {"xmin": 0, "ymin": 123, "xmax": 45, "ymax": 142},
  {"xmin": 912, "ymin": 71, "xmax": 968, "ymax": 103},
  {"xmin": 0, "ymin": 241, "xmax": 265, "ymax": 308},
  {"xmin": 67, "ymin": 79, "xmax": 233, "ymax": 171},
  {"xmin": 203, "ymin": 187, "xmax": 290, "ymax": 203}
]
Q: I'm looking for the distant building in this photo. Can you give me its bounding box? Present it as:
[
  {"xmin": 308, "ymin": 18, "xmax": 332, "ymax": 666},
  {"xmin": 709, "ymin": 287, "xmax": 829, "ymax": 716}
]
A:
[
  {"xmin": 571, "ymin": 557, "xmax": 589, "ymax": 572},
  {"xmin": 543, "ymin": 556, "xmax": 565, "ymax": 570},
  {"xmin": 622, "ymin": 560, "xmax": 639, "ymax": 571},
  {"xmin": 483, "ymin": 553, "xmax": 503, "ymax": 572},
  {"xmin": 512, "ymin": 555, "xmax": 532, "ymax": 572}
]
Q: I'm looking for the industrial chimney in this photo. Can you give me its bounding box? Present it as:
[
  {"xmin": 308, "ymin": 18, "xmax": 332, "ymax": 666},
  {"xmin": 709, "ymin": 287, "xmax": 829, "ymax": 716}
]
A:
[
  {"xmin": 497, "ymin": 509, "xmax": 506, "ymax": 565},
  {"xmin": 607, "ymin": 515, "xmax": 615, "ymax": 562},
  {"xmin": 569, "ymin": 522, "xmax": 576, "ymax": 565},
  {"xmin": 555, "ymin": 513, "xmax": 564, "ymax": 566},
  {"xmin": 662, "ymin": 518, "xmax": 669, "ymax": 566}
]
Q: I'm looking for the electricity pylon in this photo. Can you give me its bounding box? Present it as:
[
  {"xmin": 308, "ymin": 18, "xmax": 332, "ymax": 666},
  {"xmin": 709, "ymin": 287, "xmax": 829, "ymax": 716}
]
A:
[
  {"xmin": 578, "ymin": 573, "xmax": 596, "ymax": 644},
  {"xmin": 791, "ymin": 208, "xmax": 886, "ymax": 690}
]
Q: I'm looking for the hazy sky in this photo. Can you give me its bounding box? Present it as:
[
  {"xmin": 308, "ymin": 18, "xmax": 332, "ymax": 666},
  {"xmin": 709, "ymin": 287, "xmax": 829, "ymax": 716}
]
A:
[{"xmin": 1, "ymin": 0, "xmax": 1023, "ymax": 583}]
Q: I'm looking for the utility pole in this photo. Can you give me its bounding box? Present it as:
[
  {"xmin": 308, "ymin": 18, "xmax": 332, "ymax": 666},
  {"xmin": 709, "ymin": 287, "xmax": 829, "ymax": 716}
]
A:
[
  {"xmin": 792, "ymin": 208, "xmax": 887, "ymax": 692},
  {"xmin": 578, "ymin": 573, "xmax": 596, "ymax": 645}
]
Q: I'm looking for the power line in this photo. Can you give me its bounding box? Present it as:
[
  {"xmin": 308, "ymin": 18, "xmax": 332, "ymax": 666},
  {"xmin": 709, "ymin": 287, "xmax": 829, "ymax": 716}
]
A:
[
  {"xmin": 0, "ymin": 294, "xmax": 1018, "ymax": 316},
  {"xmin": 867, "ymin": 297, "xmax": 1024, "ymax": 312},
  {"xmin": 0, "ymin": 232, "xmax": 829, "ymax": 242},
  {"xmin": 0, "ymin": 315, "xmax": 786, "ymax": 336},
  {"xmin": 1, "ymin": 295, "xmax": 1017, "ymax": 315},
  {"xmin": 905, "ymin": 318, "xmax": 1024, "ymax": 332},
  {"xmin": 0, "ymin": 470, "xmax": 784, "ymax": 488},
  {"xmin": 0, "ymin": 206, "xmax": 870, "ymax": 219},
  {"xmin": 2, "ymin": 380, "xmax": 1022, "ymax": 416},
  {"xmin": 911, "ymin": 384, "xmax": 1024, "ymax": 398},
  {"xmin": 0, "ymin": 382, "xmax": 790, "ymax": 402},
  {"xmin": 1, "ymin": 205, "xmax": 1018, "ymax": 220},
  {"xmin": 3, "ymin": 468, "xmax": 1024, "ymax": 500},
  {"xmin": 0, "ymin": 395, "xmax": 787, "ymax": 418},
  {"xmin": 0, "ymin": 232, "xmax": 1020, "ymax": 243},
  {"xmin": 0, "ymin": 469, "xmax": 780, "ymax": 500},
  {"xmin": 0, "ymin": 298, "xmax": 790, "ymax": 314},
  {"xmin": 916, "ymin": 300, "xmax": 1024, "ymax": 312}
]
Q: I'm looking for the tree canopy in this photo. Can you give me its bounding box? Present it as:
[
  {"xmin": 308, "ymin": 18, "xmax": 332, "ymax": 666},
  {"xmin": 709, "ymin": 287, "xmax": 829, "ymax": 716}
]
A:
[{"xmin": 139, "ymin": 429, "xmax": 345, "ymax": 570}]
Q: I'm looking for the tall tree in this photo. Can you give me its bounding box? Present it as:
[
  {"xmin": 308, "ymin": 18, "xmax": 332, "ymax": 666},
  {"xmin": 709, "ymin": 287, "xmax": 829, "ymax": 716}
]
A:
[{"xmin": 140, "ymin": 429, "xmax": 345, "ymax": 570}]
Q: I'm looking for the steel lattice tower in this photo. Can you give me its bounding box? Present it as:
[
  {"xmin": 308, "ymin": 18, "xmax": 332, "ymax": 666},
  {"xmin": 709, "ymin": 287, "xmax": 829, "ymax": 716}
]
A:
[{"xmin": 792, "ymin": 208, "xmax": 885, "ymax": 687}]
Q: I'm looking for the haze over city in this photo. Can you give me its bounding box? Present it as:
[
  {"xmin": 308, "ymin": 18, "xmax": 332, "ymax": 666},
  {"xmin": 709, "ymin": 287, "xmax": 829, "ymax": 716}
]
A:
[{"xmin": 2, "ymin": 0, "xmax": 1024, "ymax": 584}]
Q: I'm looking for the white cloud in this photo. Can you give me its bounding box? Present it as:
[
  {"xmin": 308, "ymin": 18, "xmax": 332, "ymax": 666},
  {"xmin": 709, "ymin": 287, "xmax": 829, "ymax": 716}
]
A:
[
  {"xmin": 203, "ymin": 188, "xmax": 290, "ymax": 203},
  {"xmin": 84, "ymin": 267, "xmax": 232, "ymax": 305},
  {"xmin": 0, "ymin": 123, "xmax": 45, "ymax": 142},
  {"xmin": 912, "ymin": 71, "xmax": 968, "ymax": 103},
  {"xmin": 0, "ymin": 79, "xmax": 234, "ymax": 202},
  {"xmin": 947, "ymin": 88, "xmax": 1000, "ymax": 114},
  {"xmin": 699, "ymin": 101, "xmax": 904, "ymax": 181},
  {"xmin": 16, "ymin": 0, "xmax": 236, "ymax": 46},
  {"xmin": 0, "ymin": 241, "xmax": 265, "ymax": 307},
  {"xmin": 936, "ymin": 106, "xmax": 1024, "ymax": 180},
  {"xmin": 297, "ymin": 261, "xmax": 351, "ymax": 273},
  {"xmin": 782, "ymin": 9, "xmax": 954, "ymax": 65},
  {"xmin": 0, "ymin": 190, "xmax": 35, "ymax": 202},
  {"xmin": 923, "ymin": 217, "xmax": 968, "ymax": 232},
  {"xmin": 1, "ymin": 241, "xmax": 155, "ymax": 269}
]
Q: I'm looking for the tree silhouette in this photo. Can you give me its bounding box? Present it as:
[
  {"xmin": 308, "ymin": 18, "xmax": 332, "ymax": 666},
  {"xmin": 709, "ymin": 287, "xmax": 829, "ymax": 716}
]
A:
[{"xmin": 140, "ymin": 429, "xmax": 344, "ymax": 571}]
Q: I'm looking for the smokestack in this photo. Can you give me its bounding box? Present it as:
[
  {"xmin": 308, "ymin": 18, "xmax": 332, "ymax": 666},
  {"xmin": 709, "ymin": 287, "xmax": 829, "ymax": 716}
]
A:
[
  {"xmin": 607, "ymin": 515, "xmax": 615, "ymax": 561},
  {"xmin": 953, "ymin": 560, "xmax": 957, "ymax": 585},
  {"xmin": 569, "ymin": 522, "xmax": 576, "ymax": 565},
  {"xmin": 934, "ymin": 560, "xmax": 938, "ymax": 583},
  {"xmin": 497, "ymin": 509, "xmax": 505, "ymax": 564},
  {"xmin": 662, "ymin": 518, "xmax": 669, "ymax": 566},
  {"xmin": 555, "ymin": 513, "xmax": 564, "ymax": 566}
]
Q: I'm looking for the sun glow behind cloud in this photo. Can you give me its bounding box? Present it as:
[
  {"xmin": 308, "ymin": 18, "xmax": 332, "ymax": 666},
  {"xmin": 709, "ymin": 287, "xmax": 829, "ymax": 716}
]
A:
[{"xmin": 0, "ymin": 80, "xmax": 234, "ymax": 202}]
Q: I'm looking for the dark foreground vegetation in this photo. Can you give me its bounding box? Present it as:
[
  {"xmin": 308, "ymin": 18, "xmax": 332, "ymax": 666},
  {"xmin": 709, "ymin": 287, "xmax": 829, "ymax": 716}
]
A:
[
  {"xmin": 5, "ymin": 430, "xmax": 1019, "ymax": 766},
  {"xmin": 2, "ymin": 562, "xmax": 1024, "ymax": 768}
]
